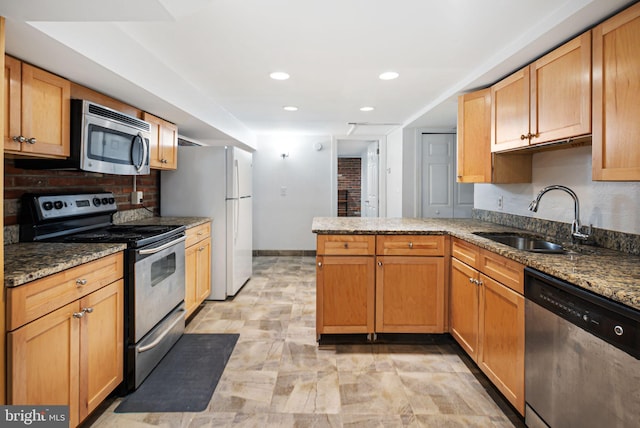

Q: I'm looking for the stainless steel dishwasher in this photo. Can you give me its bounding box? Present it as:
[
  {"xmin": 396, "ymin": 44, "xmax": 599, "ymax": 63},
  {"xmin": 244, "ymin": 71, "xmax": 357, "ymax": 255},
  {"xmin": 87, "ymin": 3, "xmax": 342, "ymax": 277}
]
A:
[{"xmin": 524, "ymin": 268, "xmax": 640, "ymax": 428}]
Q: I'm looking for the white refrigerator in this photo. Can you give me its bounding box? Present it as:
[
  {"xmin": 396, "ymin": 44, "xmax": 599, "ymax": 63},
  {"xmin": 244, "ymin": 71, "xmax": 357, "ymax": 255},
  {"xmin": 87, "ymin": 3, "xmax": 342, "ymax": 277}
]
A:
[{"xmin": 161, "ymin": 145, "xmax": 252, "ymax": 300}]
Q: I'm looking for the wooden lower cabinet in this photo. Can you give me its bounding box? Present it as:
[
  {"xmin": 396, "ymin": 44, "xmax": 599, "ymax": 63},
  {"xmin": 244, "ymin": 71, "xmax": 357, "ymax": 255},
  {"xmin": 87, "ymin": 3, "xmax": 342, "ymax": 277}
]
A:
[
  {"xmin": 6, "ymin": 253, "xmax": 124, "ymax": 427},
  {"xmin": 478, "ymin": 274, "xmax": 525, "ymax": 414},
  {"xmin": 449, "ymin": 238, "xmax": 525, "ymax": 415},
  {"xmin": 450, "ymin": 257, "xmax": 480, "ymax": 359},
  {"xmin": 185, "ymin": 223, "xmax": 212, "ymax": 318},
  {"xmin": 316, "ymin": 255, "xmax": 375, "ymax": 338},
  {"xmin": 376, "ymin": 256, "xmax": 445, "ymax": 333}
]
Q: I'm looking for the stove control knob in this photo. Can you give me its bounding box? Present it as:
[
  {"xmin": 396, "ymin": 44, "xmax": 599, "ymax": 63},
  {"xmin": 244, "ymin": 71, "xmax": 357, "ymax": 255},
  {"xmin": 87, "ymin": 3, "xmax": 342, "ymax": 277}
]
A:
[
  {"xmin": 93, "ymin": 197, "xmax": 101, "ymax": 206},
  {"xmin": 101, "ymin": 197, "xmax": 109, "ymax": 205},
  {"xmin": 54, "ymin": 201, "xmax": 63, "ymax": 210},
  {"xmin": 108, "ymin": 197, "xmax": 115, "ymax": 205},
  {"xmin": 42, "ymin": 201, "xmax": 53, "ymax": 211}
]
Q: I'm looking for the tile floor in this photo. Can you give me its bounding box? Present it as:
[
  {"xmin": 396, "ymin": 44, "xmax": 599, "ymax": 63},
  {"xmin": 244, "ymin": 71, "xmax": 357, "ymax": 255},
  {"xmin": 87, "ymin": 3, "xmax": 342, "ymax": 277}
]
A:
[{"xmin": 87, "ymin": 256, "xmax": 524, "ymax": 427}]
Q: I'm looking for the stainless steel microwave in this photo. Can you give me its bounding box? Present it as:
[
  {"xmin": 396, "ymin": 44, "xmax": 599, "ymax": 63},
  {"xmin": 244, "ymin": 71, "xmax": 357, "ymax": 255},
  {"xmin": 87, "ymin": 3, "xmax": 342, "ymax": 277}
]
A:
[{"xmin": 16, "ymin": 100, "xmax": 151, "ymax": 175}]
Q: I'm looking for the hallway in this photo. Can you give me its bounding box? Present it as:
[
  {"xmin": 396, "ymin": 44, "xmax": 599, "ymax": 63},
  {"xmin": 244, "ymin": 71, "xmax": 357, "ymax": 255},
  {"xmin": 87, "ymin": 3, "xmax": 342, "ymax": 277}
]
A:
[{"xmin": 88, "ymin": 256, "xmax": 521, "ymax": 427}]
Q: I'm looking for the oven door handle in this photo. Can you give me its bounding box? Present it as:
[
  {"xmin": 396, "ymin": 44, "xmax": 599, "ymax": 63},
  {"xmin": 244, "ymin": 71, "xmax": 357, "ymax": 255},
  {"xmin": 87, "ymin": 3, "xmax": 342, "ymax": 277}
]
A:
[
  {"xmin": 138, "ymin": 235, "xmax": 186, "ymax": 255},
  {"xmin": 137, "ymin": 308, "xmax": 185, "ymax": 353}
]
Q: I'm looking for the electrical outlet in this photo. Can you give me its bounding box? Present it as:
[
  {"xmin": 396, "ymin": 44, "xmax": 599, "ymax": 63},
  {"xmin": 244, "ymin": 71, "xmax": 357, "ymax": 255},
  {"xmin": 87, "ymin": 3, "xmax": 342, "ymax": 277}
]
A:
[
  {"xmin": 497, "ymin": 195, "xmax": 503, "ymax": 210},
  {"xmin": 130, "ymin": 191, "xmax": 143, "ymax": 205}
]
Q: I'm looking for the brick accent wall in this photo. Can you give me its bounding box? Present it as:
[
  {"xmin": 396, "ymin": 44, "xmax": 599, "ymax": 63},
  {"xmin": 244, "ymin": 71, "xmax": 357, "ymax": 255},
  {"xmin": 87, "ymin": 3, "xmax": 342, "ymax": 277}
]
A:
[
  {"xmin": 337, "ymin": 157, "xmax": 361, "ymax": 217},
  {"xmin": 3, "ymin": 158, "xmax": 159, "ymax": 226}
]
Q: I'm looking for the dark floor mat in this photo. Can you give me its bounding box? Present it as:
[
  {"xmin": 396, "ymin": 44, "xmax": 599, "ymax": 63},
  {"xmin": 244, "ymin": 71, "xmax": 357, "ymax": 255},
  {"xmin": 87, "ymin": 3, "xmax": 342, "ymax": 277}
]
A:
[{"xmin": 115, "ymin": 333, "xmax": 239, "ymax": 413}]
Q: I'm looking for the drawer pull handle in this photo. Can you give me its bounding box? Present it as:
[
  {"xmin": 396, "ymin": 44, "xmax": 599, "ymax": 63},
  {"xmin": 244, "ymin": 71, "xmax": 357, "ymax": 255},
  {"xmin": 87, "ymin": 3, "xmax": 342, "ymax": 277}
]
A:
[{"xmin": 76, "ymin": 279, "xmax": 88, "ymax": 286}]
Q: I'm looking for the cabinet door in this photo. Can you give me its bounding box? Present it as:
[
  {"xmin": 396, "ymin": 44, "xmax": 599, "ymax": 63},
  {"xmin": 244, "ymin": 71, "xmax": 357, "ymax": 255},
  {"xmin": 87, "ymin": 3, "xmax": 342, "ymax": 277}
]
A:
[
  {"xmin": 592, "ymin": 2, "xmax": 640, "ymax": 181},
  {"xmin": 375, "ymin": 256, "xmax": 445, "ymax": 333},
  {"xmin": 8, "ymin": 301, "xmax": 81, "ymax": 428},
  {"xmin": 185, "ymin": 243, "xmax": 199, "ymax": 318},
  {"xmin": 316, "ymin": 255, "xmax": 375, "ymax": 337},
  {"xmin": 20, "ymin": 63, "xmax": 70, "ymax": 157},
  {"xmin": 530, "ymin": 32, "xmax": 591, "ymax": 144},
  {"xmin": 144, "ymin": 112, "xmax": 178, "ymax": 170},
  {"xmin": 195, "ymin": 237, "xmax": 212, "ymax": 304},
  {"xmin": 80, "ymin": 280, "xmax": 123, "ymax": 420},
  {"xmin": 478, "ymin": 274, "xmax": 525, "ymax": 415},
  {"xmin": 4, "ymin": 55, "xmax": 22, "ymax": 151},
  {"xmin": 457, "ymin": 89, "xmax": 492, "ymax": 183},
  {"xmin": 450, "ymin": 258, "xmax": 480, "ymax": 360},
  {"xmin": 491, "ymin": 66, "xmax": 530, "ymax": 152}
]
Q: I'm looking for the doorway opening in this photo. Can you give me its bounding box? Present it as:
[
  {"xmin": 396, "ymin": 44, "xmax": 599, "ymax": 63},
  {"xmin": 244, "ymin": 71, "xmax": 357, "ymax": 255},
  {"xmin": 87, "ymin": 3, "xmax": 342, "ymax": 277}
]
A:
[{"xmin": 335, "ymin": 139, "xmax": 380, "ymax": 217}]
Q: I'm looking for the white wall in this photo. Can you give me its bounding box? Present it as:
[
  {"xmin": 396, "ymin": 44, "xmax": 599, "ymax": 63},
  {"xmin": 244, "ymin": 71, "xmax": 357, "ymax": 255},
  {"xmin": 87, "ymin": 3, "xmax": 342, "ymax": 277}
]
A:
[
  {"xmin": 386, "ymin": 128, "xmax": 403, "ymax": 217},
  {"xmin": 474, "ymin": 145, "xmax": 640, "ymax": 234},
  {"xmin": 253, "ymin": 134, "xmax": 333, "ymax": 251}
]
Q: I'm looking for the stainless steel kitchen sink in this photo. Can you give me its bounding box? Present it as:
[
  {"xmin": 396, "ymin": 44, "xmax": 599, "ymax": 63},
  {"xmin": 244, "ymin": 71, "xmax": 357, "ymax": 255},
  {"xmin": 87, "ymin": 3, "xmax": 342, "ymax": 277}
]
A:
[{"xmin": 473, "ymin": 232, "xmax": 566, "ymax": 254}]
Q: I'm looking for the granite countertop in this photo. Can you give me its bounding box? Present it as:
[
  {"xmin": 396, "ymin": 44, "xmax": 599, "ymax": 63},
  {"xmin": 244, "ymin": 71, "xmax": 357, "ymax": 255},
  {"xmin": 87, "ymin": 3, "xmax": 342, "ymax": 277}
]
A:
[
  {"xmin": 4, "ymin": 217, "xmax": 210, "ymax": 288},
  {"xmin": 312, "ymin": 217, "xmax": 640, "ymax": 312},
  {"xmin": 4, "ymin": 242, "xmax": 126, "ymax": 287}
]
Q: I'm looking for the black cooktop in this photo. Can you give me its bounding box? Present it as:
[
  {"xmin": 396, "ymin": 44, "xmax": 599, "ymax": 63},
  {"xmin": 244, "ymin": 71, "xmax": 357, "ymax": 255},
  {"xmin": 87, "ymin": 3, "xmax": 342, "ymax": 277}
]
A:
[{"xmin": 62, "ymin": 224, "xmax": 185, "ymax": 247}]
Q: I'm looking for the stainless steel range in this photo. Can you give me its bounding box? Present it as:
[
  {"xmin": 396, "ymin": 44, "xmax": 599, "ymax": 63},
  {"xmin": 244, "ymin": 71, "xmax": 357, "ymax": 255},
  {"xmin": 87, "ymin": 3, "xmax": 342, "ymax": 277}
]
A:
[{"xmin": 20, "ymin": 192, "xmax": 186, "ymax": 392}]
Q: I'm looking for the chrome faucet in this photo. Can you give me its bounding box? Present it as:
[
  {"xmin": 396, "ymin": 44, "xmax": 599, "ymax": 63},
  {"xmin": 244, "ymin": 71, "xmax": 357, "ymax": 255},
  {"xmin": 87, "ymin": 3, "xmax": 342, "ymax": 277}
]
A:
[{"xmin": 529, "ymin": 185, "xmax": 591, "ymax": 242}]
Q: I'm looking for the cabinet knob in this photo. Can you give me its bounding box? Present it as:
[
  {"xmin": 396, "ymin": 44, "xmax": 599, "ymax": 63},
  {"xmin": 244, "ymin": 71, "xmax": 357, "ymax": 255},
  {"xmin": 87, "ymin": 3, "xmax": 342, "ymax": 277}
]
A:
[
  {"xmin": 161, "ymin": 159, "xmax": 168, "ymax": 163},
  {"xmin": 82, "ymin": 307, "xmax": 94, "ymax": 314},
  {"xmin": 26, "ymin": 137, "xmax": 37, "ymax": 144},
  {"xmin": 477, "ymin": 280, "xmax": 483, "ymax": 286},
  {"xmin": 73, "ymin": 311, "xmax": 85, "ymax": 319},
  {"xmin": 343, "ymin": 243, "xmax": 349, "ymax": 249},
  {"xmin": 317, "ymin": 262, "xmax": 322, "ymax": 267},
  {"xmin": 198, "ymin": 246, "xmax": 205, "ymax": 251},
  {"xmin": 13, "ymin": 135, "xmax": 26, "ymax": 143},
  {"xmin": 408, "ymin": 242, "xmax": 413, "ymax": 249},
  {"xmin": 469, "ymin": 277, "xmax": 474, "ymax": 284},
  {"xmin": 76, "ymin": 279, "xmax": 88, "ymax": 286},
  {"xmin": 378, "ymin": 261, "xmax": 383, "ymax": 267},
  {"xmin": 520, "ymin": 134, "xmax": 528, "ymax": 140}
]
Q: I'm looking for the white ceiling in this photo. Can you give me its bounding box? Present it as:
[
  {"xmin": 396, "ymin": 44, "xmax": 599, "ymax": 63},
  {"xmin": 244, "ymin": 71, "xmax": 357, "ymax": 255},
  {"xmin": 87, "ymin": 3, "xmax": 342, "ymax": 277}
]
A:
[{"xmin": 0, "ymin": 0, "xmax": 635, "ymax": 149}]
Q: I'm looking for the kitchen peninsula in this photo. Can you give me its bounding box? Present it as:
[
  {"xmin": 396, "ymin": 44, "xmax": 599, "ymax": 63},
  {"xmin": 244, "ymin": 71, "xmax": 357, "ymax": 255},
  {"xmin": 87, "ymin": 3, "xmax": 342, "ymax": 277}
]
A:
[{"xmin": 312, "ymin": 216, "xmax": 640, "ymax": 415}]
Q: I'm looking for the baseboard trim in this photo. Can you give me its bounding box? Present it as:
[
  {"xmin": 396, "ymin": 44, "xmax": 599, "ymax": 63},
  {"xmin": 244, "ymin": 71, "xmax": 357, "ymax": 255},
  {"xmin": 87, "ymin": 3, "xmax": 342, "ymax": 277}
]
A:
[{"xmin": 253, "ymin": 250, "xmax": 316, "ymax": 257}]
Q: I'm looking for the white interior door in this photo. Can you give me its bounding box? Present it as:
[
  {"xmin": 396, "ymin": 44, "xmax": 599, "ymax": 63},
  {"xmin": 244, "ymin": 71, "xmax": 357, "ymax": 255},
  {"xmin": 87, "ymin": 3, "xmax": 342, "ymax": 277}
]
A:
[
  {"xmin": 420, "ymin": 133, "xmax": 473, "ymax": 218},
  {"xmin": 365, "ymin": 142, "xmax": 379, "ymax": 217}
]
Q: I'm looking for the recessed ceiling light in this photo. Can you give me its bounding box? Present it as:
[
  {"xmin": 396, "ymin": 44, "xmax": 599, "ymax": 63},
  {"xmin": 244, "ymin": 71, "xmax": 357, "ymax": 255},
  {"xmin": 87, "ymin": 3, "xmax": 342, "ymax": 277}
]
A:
[
  {"xmin": 283, "ymin": 106, "xmax": 298, "ymax": 111},
  {"xmin": 360, "ymin": 106, "xmax": 375, "ymax": 112},
  {"xmin": 379, "ymin": 71, "xmax": 399, "ymax": 80},
  {"xmin": 270, "ymin": 71, "xmax": 290, "ymax": 80}
]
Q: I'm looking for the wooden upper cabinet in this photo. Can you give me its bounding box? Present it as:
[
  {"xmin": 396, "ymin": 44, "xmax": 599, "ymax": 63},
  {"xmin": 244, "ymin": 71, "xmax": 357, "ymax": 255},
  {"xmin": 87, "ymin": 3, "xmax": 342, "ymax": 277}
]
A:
[
  {"xmin": 457, "ymin": 89, "xmax": 492, "ymax": 183},
  {"xmin": 592, "ymin": 2, "xmax": 640, "ymax": 181},
  {"xmin": 491, "ymin": 32, "xmax": 591, "ymax": 153},
  {"xmin": 143, "ymin": 112, "xmax": 178, "ymax": 170},
  {"xmin": 4, "ymin": 57, "xmax": 70, "ymax": 158},
  {"xmin": 458, "ymin": 88, "xmax": 532, "ymax": 183},
  {"xmin": 530, "ymin": 32, "xmax": 591, "ymax": 145},
  {"xmin": 491, "ymin": 66, "xmax": 530, "ymax": 152}
]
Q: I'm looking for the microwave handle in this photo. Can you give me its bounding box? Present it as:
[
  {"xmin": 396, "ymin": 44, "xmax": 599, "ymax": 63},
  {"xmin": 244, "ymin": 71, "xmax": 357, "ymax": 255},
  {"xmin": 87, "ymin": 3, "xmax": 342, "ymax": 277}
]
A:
[{"xmin": 135, "ymin": 132, "xmax": 148, "ymax": 173}]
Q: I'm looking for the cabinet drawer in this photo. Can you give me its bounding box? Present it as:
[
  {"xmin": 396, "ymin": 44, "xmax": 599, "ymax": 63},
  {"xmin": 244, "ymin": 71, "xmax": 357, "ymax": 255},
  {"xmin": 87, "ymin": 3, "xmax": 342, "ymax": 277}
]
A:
[
  {"xmin": 186, "ymin": 222, "xmax": 211, "ymax": 248},
  {"xmin": 6, "ymin": 253, "xmax": 124, "ymax": 330},
  {"xmin": 452, "ymin": 238, "xmax": 480, "ymax": 268},
  {"xmin": 317, "ymin": 235, "xmax": 375, "ymax": 255},
  {"xmin": 479, "ymin": 249, "xmax": 524, "ymax": 294},
  {"xmin": 376, "ymin": 235, "xmax": 445, "ymax": 256}
]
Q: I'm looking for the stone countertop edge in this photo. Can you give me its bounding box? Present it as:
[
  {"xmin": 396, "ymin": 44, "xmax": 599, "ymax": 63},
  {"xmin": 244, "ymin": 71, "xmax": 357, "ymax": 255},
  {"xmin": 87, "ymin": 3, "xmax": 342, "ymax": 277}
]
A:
[
  {"xmin": 312, "ymin": 217, "xmax": 640, "ymax": 312},
  {"xmin": 4, "ymin": 243, "xmax": 127, "ymax": 288},
  {"xmin": 121, "ymin": 216, "xmax": 211, "ymax": 229}
]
